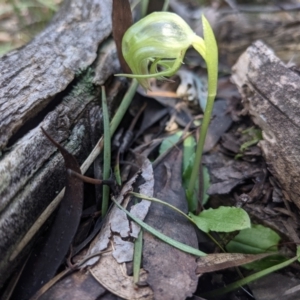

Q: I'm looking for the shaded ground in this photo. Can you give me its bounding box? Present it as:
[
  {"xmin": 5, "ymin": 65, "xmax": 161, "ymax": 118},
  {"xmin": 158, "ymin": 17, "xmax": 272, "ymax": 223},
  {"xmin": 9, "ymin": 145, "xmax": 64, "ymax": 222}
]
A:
[{"xmin": 2, "ymin": 0, "xmax": 300, "ymax": 299}]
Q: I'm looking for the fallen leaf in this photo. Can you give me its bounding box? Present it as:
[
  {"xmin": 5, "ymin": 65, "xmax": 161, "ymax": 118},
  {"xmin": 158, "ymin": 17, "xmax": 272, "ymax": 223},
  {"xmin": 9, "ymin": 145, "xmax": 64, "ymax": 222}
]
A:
[
  {"xmin": 112, "ymin": 0, "xmax": 132, "ymax": 74},
  {"xmin": 203, "ymin": 152, "xmax": 261, "ymax": 195},
  {"xmin": 87, "ymin": 157, "xmax": 154, "ymax": 299},
  {"xmin": 196, "ymin": 252, "xmax": 273, "ymax": 274},
  {"xmin": 90, "ymin": 248, "xmax": 153, "ymax": 300},
  {"xmin": 13, "ymin": 128, "xmax": 84, "ymax": 299},
  {"xmin": 142, "ymin": 146, "xmax": 199, "ymax": 300},
  {"xmin": 36, "ymin": 271, "xmax": 106, "ymax": 300},
  {"xmin": 36, "ymin": 156, "xmax": 155, "ymax": 299},
  {"xmin": 85, "ymin": 157, "xmax": 154, "ymax": 266},
  {"xmin": 203, "ymin": 99, "xmax": 233, "ymax": 153},
  {"xmin": 134, "ymin": 95, "xmax": 169, "ymax": 140}
]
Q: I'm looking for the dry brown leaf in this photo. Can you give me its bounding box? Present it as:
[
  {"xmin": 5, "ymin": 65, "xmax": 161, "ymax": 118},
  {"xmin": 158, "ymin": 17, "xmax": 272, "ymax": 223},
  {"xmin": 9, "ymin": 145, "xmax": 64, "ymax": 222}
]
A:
[
  {"xmin": 203, "ymin": 100, "xmax": 233, "ymax": 153},
  {"xmin": 84, "ymin": 157, "xmax": 153, "ymax": 267},
  {"xmin": 203, "ymin": 152, "xmax": 261, "ymax": 195},
  {"xmin": 33, "ymin": 158, "xmax": 154, "ymax": 299},
  {"xmin": 196, "ymin": 252, "xmax": 272, "ymax": 275},
  {"xmin": 90, "ymin": 249, "xmax": 153, "ymax": 300},
  {"xmin": 85, "ymin": 157, "xmax": 154, "ymax": 298},
  {"xmin": 37, "ymin": 271, "xmax": 106, "ymax": 300},
  {"xmin": 142, "ymin": 146, "xmax": 199, "ymax": 300}
]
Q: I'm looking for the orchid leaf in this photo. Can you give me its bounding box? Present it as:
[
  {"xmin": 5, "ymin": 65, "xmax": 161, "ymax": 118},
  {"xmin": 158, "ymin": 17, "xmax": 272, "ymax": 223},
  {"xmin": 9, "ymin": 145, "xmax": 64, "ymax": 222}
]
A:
[
  {"xmin": 189, "ymin": 207, "xmax": 251, "ymax": 233},
  {"xmin": 183, "ymin": 135, "xmax": 196, "ymax": 172},
  {"xmin": 226, "ymin": 224, "xmax": 286, "ymax": 270},
  {"xmin": 159, "ymin": 131, "xmax": 182, "ymax": 155}
]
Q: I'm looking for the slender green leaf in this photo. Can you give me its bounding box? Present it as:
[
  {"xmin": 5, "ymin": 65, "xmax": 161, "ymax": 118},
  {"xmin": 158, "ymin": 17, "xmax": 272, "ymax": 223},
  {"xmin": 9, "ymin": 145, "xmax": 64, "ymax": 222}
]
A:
[
  {"xmin": 162, "ymin": 0, "xmax": 170, "ymax": 11},
  {"xmin": 110, "ymin": 79, "xmax": 139, "ymax": 136},
  {"xmin": 297, "ymin": 246, "xmax": 300, "ymax": 263},
  {"xmin": 189, "ymin": 207, "xmax": 251, "ymax": 233},
  {"xmin": 102, "ymin": 87, "xmax": 110, "ymax": 216},
  {"xmin": 112, "ymin": 198, "xmax": 206, "ymax": 257},
  {"xmin": 133, "ymin": 230, "xmax": 143, "ymax": 285},
  {"xmin": 201, "ymin": 256, "xmax": 298, "ymax": 298}
]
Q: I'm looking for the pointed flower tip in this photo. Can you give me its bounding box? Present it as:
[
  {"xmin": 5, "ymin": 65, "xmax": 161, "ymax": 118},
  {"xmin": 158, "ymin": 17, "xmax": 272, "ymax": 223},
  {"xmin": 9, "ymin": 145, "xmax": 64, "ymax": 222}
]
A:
[{"xmin": 119, "ymin": 12, "xmax": 218, "ymax": 91}]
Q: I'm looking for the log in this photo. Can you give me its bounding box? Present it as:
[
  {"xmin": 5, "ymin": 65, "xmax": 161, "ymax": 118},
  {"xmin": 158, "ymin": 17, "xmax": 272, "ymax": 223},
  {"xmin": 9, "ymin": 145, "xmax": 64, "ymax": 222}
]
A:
[
  {"xmin": 0, "ymin": 0, "xmax": 124, "ymax": 287},
  {"xmin": 231, "ymin": 40, "xmax": 300, "ymax": 210},
  {"xmin": 216, "ymin": 6, "xmax": 300, "ymax": 66},
  {"xmin": 170, "ymin": 1, "xmax": 300, "ymax": 65}
]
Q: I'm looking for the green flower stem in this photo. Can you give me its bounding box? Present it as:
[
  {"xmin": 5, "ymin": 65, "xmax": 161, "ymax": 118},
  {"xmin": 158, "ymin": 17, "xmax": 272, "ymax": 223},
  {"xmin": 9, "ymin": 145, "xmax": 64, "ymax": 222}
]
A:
[
  {"xmin": 110, "ymin": 79, "xmax": 139, "ymax": 136},
  {"xmin": 186, "ymin": 93, "xmax": 215, "ymax": 201},
  {"xmin": 187, "ymin": 16, "xmax": 218, "ymax": 204},
  {"xmin": 141, "ymin": 0, "xmax": 149, "ymax": 17},
  {"xmin": 162, "ymin": 0, "xmax": 170, "ymax": 12}
]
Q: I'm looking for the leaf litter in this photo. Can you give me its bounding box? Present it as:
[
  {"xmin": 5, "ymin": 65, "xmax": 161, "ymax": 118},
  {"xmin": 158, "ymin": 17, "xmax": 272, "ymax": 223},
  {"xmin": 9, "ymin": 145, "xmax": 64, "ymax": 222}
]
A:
[
  {"xmin": 9, "ymin": 1, "xmax": 300, "ymax": 299},
  {"xmin": 11, "ymin": 129, "xmax": 84, "ymax": 300},
  {"xmin": 142, "ymin": 146, "xmax": 199, "ymax": 300}
]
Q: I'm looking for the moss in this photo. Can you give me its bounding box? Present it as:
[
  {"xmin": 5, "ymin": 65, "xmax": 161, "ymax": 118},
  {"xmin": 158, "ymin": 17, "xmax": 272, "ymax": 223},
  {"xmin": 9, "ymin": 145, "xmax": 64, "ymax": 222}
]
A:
[{"xmin": 63, "ymin": 67, "xmax": 96, "ymax": 104}]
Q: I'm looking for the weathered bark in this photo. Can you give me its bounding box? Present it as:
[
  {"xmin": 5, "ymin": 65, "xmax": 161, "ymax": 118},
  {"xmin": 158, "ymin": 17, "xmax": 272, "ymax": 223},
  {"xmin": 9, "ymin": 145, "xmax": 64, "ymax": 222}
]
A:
[
  {"xmin": 0, "ymin": 0, "xmax": 124, "ymax": 287},
  {"xmin": 231, "ymin": 40, "xmax": 300, "ymax": 210},
  {"xmin": 170, "ymin": 1, "xmax": 300, "ymax": 66},
  {"xmin": 216, "ymin": 6, "xmax": 300, "ymax": 66}
]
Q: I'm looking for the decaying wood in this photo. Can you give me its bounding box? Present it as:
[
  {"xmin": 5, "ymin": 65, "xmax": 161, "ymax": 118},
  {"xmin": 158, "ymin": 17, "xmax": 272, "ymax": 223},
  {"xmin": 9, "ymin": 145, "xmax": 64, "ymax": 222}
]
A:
[
  {"xmin": 0, "ymin": 0, "xmax": 124, "ymax": 287},
  {"xmin": 231, "ymin": 40, "xmax": 300, "ymax": 210},
  {"xmin": 0, "ymin": 0, "xmax": 113, "ymax": 150},
  {"xmin": 170, "ymin": 0, "xmax": 300, "ymax": 66},
  {"xmin": 215, "ymin": 7, "xmax": 300, "ymax": 66}
]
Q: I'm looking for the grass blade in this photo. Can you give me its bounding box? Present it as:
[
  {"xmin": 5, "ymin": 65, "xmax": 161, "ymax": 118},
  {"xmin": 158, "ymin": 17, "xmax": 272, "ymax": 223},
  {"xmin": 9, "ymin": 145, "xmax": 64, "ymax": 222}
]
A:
[
  {"xmin": 112, "ymin": 197, "xmax": 206, "ymax": 257},
  {"xmin": 201, "ymin": 256, "xmax": 298, "ymax": 298},
  {"xmin": 102, "ymin": 86, "xmax": 111, "ymax": 216}
]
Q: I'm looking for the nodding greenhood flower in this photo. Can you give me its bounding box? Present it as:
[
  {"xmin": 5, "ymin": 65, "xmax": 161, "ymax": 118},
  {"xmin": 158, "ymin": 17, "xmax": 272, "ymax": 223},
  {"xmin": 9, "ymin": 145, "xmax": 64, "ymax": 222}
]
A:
[
  {"xmin": 118, "ymin": 12, "xmax": 218, "ymax": 212},
  {"xmin": 117, "ymin": 12, "xmax": 217, "ymax": 93}
]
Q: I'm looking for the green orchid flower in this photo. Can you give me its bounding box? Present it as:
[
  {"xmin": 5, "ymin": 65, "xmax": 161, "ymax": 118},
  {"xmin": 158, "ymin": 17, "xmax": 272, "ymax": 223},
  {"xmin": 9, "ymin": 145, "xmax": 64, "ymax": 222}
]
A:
[
  {"xmin": 119, "ymin": 11, "xmax": 218, "ymax": 211},
  {"xmin": 120, "ymin": 12, "xmax": 201, "ymax": 89}
]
